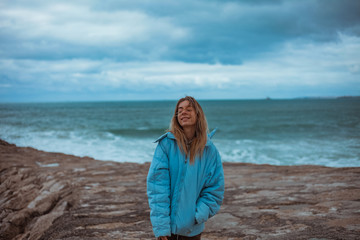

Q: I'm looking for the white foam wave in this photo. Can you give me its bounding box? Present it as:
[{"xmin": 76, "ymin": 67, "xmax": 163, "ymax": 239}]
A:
[
  {"xmin": 214, "ymin": 138, "xmax": 360, "ymax": 167},
  {"xmin": 1, "ymin": 125, "xmax": 359, "ymax": 167},
  {"xmin": 0, "ymin": 126, "xmax": 156, "ymax": 163}
]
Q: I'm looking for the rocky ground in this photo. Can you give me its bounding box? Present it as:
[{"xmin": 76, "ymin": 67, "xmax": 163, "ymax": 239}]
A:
[{"xmin": 1, "ymin": 139, "xmax": 360, "ymax": 240}]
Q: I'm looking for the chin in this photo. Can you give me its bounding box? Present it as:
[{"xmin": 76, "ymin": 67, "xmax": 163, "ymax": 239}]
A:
[{"xmin": 181, "ymin": 123, "xmax": 195, "ymax": 128}]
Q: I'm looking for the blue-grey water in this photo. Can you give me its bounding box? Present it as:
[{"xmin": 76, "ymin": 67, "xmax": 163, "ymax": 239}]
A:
[{"xmin": 0, "ymin": 99, "xmax": 359, "ymax": 167}]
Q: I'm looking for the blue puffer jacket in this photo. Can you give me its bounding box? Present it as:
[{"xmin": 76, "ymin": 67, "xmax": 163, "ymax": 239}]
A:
[{"xmin": 147, "ymin": 130, "xmax": 225, "ymax": 237}]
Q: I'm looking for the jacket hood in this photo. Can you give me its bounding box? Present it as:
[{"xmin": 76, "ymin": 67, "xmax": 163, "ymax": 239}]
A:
[{"xmin": 155, "ymin": 128, "xmax": 217, "ymax": 146}]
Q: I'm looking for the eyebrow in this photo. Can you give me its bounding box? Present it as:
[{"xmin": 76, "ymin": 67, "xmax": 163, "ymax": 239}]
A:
[{"xmin": 178, "ymin": 105, "xmax": 192, "ymax": 110}]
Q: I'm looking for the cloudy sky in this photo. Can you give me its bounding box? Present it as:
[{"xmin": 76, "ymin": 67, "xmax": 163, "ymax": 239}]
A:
[{"xmin": 0, "ymin": 0, "xmax": 359, "ymax": 102}]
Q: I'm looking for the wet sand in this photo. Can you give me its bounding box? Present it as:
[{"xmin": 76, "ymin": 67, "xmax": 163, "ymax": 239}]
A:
[{"xmin": 1, "ymin": 139, "xmax": 359, "ymax": 240}]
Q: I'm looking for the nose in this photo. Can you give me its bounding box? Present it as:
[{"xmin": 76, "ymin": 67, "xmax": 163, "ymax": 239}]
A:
[
  {"xmin": 178, "ymin": 112, "xmax": 186, "ymax": 120},
  {"xmin": 180, "ymin": 111, "xmax": 188, "ymax": 117}
]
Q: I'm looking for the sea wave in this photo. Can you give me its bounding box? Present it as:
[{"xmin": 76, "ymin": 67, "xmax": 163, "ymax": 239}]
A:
[
  {"xmin": 107, "ymin": 128, "xmax": 166, "ymax": 138},
  {"xmin": 214, "ymin": 138, "xmax": 360, "ymax": 167},
  {"xmin": 2, "ymin": 124, "xmax": 359, "ymax": 167},
  {"xmin": 1, "ymin": 99, "xmax": 359, "ymax": 167}
]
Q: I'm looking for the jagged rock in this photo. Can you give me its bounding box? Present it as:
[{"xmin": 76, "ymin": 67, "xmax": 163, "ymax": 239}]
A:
[{"xmin": 0, "ymin": 140, "xmax": 359, "ymax": 240}]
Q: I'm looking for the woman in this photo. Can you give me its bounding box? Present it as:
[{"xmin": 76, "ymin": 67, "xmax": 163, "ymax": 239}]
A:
[{"xmin": 147, "ymin": 96, "xmax": 225, "ymax": 240}]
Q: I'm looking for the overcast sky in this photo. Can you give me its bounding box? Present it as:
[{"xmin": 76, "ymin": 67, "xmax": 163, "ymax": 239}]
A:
[{"xmin": 1, "ymin": 0, "xmax": 359, "ymax": 102}]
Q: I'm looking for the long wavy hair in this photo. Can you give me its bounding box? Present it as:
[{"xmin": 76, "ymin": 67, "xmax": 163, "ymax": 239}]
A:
[{"xmin": 169, "ymin": 96, "xmax": 208, "ymax": 164}]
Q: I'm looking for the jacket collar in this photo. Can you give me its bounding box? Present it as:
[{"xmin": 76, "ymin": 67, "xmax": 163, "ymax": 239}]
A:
[{"xmin": 155, "ymin": 128, "xmax": 217, "ymax": 146}]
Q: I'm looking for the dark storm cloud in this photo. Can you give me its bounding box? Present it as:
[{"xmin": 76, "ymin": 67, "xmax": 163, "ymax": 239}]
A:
[
  {"xmin": 0, "ymin": 0, "xmax": 359, "ymax": 101},
  {"xmin": 92, "ymin": 0, "xmax": 360, "ymax": 64},
  {"xmin": 1, "ymin": 0, "xmax": 359, "ymax": 63}
]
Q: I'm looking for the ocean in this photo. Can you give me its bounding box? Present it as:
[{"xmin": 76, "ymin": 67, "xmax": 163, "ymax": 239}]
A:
[{"xmin": 0, "ymin": 99, "xmax": 359, "ymax": 167}]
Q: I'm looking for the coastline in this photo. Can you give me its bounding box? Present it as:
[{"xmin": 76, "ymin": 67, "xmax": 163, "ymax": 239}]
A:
[{"xmin": 1, "ymin": 140, "xmax": 359, "ymax": 239}]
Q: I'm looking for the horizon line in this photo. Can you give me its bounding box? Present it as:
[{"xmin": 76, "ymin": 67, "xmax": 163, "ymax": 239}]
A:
[{"xmin": 1, "ymin": 95, "xmax": 359, "ymax": 104}]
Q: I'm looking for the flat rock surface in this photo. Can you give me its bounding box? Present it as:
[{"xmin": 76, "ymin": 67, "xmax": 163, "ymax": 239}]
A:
[{"xmin": 1, "ymin": 139, "xmax": 359, "ymax": 240}]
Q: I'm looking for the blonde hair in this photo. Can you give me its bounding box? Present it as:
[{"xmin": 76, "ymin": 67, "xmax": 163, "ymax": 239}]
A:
[{"xmin": 169, "ymin": 96, "xmax": 208, "ymax": 164}]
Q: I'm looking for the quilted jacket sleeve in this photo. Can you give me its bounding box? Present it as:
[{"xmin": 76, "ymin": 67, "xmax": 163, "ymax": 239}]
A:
[
  {"xmin": 195, "ymin": 149, "xmax": 225, "ymax": 224},
  {"xmin": 146, "ymin": 142, "xmax": 171, "ymax": 237}
]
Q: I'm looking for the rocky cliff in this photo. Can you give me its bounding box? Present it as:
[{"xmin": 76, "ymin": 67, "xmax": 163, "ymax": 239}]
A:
[{"xmin": 1, "ymin": 140, "xmax": 359, "ymax": 239}]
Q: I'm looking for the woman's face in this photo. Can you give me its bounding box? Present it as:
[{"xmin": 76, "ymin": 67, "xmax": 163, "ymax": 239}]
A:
[{"xmin": 177, "ymin": 100, "xmax": 197, "ymax": 128}]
